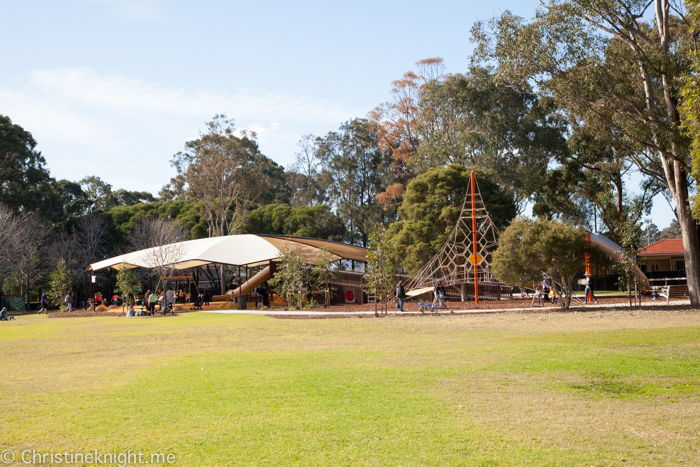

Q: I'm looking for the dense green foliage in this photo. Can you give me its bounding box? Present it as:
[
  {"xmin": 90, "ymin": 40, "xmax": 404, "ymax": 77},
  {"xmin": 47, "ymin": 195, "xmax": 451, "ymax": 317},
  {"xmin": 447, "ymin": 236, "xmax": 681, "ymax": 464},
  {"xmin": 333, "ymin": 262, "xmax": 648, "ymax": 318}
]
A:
[
  {"xmin": 415, "ymin": 67, "xmax": 567, "ymax": 212},
  {"xmin": 242, "ymin": 204, "xmax": 345, "ymax": 240}
]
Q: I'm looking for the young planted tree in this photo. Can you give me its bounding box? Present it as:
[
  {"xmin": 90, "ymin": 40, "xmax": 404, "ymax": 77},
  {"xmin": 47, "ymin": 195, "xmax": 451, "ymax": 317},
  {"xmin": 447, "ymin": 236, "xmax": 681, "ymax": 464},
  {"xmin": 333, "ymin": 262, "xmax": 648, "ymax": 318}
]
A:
[
  {"xmin": 115, "ymin": 266, "xmax": 140, "ymax": 311},
  {"xmin": 363, "ymin": 225, "xmax": 398, "ymax": 316},
  {"xmin": 493, "ymin": 218, "xmax": 591, "ymax": 310},
  {"xmin": 48, "ymin": 258, "xmax": 72, "ymax": 311},
  {"xmin": 615, "ymin": 222, "xmax": 644, "ymax": 308},
  {"xmin": 312, "ymin": 247, "xmax": 340, "ymax": 308},
  {"xmin": 268, "ymin": 247, "xmax": 309, "ymax": 310}
]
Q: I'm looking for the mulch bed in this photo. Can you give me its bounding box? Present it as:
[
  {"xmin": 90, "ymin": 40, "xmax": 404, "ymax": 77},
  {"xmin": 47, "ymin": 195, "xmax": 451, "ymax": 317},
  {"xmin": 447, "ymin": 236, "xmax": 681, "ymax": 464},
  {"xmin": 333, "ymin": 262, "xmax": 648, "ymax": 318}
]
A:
[
  {"xmin": 264, "ymin": 296, "xmax": 691, "ymax": 319},
  {"xmin": 285, "ymin": 296, "xmax": 658, "ymax": 313}
]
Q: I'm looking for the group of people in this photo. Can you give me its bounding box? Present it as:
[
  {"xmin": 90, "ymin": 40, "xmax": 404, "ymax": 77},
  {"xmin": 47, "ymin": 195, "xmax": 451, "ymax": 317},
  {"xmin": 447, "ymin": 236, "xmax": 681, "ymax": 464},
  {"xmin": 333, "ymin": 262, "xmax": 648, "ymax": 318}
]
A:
[
  {"xmin": 530, "ymin": 272, "xmax": 598, "ymax": 305},
  {"xmin": 394, "ymin": 280, "xmax": 448, "ymax": 312},
  {"xmin": 36, "ymin": 290, "xmax": 72, "ymax": 313}
]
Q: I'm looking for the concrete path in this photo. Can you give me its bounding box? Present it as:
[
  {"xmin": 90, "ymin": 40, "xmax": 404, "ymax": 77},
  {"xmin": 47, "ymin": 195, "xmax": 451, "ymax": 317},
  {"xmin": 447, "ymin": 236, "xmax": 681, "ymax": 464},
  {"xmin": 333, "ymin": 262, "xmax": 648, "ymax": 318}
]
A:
[{"xmin": 203, "ymin": 299, "xmax": 691, "ymax": 317}]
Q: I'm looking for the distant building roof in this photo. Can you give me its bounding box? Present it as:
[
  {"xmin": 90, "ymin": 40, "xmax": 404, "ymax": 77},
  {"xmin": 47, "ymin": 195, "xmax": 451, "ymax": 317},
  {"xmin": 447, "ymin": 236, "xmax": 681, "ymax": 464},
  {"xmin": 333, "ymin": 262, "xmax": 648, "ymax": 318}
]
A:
[{"xmin": 639, "ymin": 238, "xmax": 683, "ymax": 256}]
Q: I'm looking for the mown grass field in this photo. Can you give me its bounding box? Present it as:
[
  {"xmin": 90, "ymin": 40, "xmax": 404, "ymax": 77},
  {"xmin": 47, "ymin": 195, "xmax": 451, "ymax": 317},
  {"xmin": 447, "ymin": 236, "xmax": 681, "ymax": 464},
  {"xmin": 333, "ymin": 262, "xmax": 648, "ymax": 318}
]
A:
[{"xmin": 1, "ymin": 309, "xmax": 699, "ymax": 466}]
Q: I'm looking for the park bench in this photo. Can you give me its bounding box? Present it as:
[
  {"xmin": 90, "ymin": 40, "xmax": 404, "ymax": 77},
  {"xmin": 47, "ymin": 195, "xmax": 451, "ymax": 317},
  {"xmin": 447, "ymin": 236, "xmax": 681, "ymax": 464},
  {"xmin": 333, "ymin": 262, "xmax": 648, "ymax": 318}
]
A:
[{"xmin": 658, "ymin": 285, "xmax": 689, "ymax": 304}]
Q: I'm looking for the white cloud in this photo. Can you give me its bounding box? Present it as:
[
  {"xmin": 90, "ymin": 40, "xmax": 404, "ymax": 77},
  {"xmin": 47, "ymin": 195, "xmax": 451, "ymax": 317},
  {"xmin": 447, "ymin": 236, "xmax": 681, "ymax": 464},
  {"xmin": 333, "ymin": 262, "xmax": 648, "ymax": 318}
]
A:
[{"xmin": 0, "ymin": 67, "xmax": 363, "ymax": 193}]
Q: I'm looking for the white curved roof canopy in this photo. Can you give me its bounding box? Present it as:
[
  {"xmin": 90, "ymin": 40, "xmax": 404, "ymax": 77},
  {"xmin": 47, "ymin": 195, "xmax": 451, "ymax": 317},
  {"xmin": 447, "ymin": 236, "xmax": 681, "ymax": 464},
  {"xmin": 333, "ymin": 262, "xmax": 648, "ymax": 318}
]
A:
[{"xmin": 89, "ymin": 234, "xmax": 368, "ymax": 271}]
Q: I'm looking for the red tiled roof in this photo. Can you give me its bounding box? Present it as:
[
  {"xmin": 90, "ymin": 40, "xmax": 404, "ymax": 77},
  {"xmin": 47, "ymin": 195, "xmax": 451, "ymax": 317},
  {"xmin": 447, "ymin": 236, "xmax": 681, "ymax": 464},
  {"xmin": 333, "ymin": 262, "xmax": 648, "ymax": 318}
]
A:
[{"xmin": 639, "ymin": 238, "xmax": 683, "ymax": 256}]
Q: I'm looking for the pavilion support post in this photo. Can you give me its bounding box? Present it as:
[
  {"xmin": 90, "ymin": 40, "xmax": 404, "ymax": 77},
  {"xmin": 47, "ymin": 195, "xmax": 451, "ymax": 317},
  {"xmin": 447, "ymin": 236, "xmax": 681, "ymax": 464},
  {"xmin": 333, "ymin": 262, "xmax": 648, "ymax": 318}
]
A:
[{"xmin": 220, "ymin": 264, "xmax": 226, "ymax": 296}]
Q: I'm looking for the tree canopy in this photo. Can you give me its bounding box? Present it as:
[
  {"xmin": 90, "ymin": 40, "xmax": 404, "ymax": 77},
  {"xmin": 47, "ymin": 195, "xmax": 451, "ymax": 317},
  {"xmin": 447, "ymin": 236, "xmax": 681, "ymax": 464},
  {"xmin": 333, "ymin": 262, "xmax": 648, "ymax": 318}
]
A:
[{"xmin": 493, "ymin": 218, "xmax": 591, "ymax": 310}]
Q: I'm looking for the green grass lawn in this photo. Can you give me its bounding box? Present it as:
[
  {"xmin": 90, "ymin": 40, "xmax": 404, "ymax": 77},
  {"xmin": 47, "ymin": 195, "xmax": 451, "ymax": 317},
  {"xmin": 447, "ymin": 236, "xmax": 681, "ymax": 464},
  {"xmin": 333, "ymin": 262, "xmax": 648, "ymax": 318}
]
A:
[{"xmin": 1, "ymin": 310, "xmax": 699, "ymax": 466}]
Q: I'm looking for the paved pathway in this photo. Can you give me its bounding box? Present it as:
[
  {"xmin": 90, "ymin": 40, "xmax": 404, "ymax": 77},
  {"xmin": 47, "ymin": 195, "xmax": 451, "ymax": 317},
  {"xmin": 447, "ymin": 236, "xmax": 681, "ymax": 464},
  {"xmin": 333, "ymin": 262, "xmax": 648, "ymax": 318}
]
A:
[{"xmin": 203, "ymin": 299, "xmax": 691, "ymax": 317}]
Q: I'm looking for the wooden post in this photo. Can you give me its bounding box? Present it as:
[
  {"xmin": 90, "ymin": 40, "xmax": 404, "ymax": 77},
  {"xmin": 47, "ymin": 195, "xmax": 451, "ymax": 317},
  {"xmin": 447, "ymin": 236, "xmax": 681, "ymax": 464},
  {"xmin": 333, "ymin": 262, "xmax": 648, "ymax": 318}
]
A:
[{"xmin": 471, "ymin": 171, "xmax": 479, "ymax": 304}]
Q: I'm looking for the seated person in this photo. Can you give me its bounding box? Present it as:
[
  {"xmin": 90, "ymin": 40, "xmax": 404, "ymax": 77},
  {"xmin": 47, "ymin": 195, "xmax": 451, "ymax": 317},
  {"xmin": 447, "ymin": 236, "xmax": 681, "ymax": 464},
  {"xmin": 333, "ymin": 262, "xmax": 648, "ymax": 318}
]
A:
[
  {"xmin": 0, "ymin": 307, "xmax": 8, "ymax": 321},
  {"xmin": 126, "ymin": 306, "xmax": 136, "ymax": 317}
]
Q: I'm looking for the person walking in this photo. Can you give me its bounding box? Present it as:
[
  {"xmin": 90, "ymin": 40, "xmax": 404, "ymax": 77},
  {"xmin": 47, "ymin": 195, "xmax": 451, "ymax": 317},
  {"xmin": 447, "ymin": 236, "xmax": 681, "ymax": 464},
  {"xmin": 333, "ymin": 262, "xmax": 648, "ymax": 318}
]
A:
[
  {"xmin": 64, "ymin": 292, "xmax": 73, "ymax": 312},
  {"xmin": 39, "ymin": 291, "xmax": 49, "ymax": 314},
  {"xmin": 584, "ymin": 272, "xmax": 598, "ymax": 304},
  {"xmin": 395, "ymin": 280, "xmax": 407, "ymax": 312}
]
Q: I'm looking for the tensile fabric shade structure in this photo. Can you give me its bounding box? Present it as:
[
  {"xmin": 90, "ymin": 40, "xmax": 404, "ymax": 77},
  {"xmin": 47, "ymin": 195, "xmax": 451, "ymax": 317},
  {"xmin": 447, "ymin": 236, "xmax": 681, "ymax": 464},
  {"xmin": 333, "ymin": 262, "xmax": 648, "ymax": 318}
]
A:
[{"xmin": 88, "ymin": 234, "xmax": 368, "ymax": 271}]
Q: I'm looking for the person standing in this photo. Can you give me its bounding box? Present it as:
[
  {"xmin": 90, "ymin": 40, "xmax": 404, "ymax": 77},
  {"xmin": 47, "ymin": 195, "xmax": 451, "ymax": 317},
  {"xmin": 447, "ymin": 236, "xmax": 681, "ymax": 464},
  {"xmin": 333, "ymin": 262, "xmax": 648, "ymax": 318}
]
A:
[
  {"xmin": 64, "ymin": 292, "xmax": 73, "ymax": 312},
  {"xmin": 203, "ymin": 286, "xmax": 211, "ymax": 306},
  {"xmin": 435, "ymin": 282, "xmax": 447, "ymax": 309},
  {"xmin": 148, "ymin": 290, "xmax": 158, "ymax": 313},
  {"xmin": 165, "ymin": 288, "xmax": 175, "ymax": 311},
  {"xmin": 253, "ymin": 285, "xmax": 262, "ymax": 309},
  {"xmin": 395, "ymin": 280, "xmax": 406, "ymax": 312},
  {"xmin": 584, "ymin": 272, "xmax": 598, "ymax": 304},
  {"xmin": 39, "ymin": 291, "xmax": 49, "ymax": 314}
]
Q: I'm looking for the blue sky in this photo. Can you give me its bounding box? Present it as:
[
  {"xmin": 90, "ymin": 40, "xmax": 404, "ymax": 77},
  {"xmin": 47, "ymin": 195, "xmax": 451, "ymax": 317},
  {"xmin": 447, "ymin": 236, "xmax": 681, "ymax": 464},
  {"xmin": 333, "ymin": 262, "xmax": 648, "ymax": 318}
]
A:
[{"xmin": 0, "ymin": 0, "xmax": 675, "ymax": 229}]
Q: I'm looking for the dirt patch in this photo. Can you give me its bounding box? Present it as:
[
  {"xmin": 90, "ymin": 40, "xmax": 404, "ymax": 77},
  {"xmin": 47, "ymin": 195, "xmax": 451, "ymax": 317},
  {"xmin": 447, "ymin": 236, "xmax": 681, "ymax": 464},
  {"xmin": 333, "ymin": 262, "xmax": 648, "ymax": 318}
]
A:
[{"xmin": 49, "ymin": 311, "xmax": 119, "ymax": 318}]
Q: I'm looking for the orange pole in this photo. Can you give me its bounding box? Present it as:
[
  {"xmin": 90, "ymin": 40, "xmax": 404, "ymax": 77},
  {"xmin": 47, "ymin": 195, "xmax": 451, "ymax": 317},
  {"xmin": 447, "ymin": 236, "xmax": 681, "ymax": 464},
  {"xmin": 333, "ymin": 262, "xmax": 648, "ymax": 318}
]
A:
[
  {"xmin": 471, "ymin": 171, "xmax": 478, "ymax": 303},
  {"xmin": 585, "ymin": 234, "xmax": 591, "ymax": 274},
  {"xmin": 585, "ymin": 234, "xmax": 591, "ymax": 302}
]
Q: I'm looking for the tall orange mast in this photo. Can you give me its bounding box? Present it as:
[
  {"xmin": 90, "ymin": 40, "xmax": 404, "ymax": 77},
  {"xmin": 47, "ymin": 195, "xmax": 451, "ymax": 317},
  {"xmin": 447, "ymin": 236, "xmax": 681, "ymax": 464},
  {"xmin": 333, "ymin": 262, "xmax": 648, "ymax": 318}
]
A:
[{"xmin": 471, "ymin": 171, "xmax": 479, "ymax": 303}]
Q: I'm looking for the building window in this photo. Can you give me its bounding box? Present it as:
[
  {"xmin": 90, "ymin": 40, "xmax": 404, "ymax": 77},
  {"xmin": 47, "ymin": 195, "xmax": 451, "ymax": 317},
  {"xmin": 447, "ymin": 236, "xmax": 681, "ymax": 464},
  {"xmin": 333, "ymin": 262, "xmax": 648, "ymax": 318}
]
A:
[{"xmin": 675, "ymin": 260, "xmax": 685, "ymax": 271}]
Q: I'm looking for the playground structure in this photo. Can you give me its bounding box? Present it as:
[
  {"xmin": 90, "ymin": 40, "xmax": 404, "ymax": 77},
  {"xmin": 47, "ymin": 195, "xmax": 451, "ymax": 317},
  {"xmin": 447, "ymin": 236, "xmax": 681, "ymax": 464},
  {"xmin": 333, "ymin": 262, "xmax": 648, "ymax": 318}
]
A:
[
  {"xmin": 406, "ymin": 172, "xmax": 505, "ymax": 302},
  {"xmin": 405, "ymin": 172, "xmax": 651, "ymax": 304}
]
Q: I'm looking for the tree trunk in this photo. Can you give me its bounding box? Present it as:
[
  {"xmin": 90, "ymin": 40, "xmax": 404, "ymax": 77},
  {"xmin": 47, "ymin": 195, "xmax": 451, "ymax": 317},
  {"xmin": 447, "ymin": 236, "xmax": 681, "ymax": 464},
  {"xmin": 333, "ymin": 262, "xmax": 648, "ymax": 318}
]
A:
[
  {"xmin": 628, "ymin": 277, "xmax": 632, "ymax": 307},
  {"xmin": 675, "ymin": 202, "xmax": 700, "ymax": 307}
]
